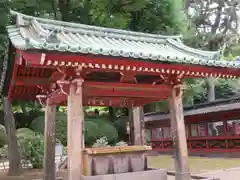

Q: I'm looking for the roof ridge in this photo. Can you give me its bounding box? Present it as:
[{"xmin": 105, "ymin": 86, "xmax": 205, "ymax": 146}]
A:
[
  {"xmin": 10, "ymin": 10, "xmax": 182, "ymax": 41},
  {"xmin": 167, "ymin": 39, "xmax": 220, "ymax": 57},
  {"xmin": 144, "ymin": 96, "xmax": 240, "ymax": 116}
]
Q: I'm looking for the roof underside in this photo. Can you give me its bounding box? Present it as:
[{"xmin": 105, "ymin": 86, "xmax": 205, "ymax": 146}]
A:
[{"xmin": 7, "ymin": 11, "xmax": 240, "ymax": 69}]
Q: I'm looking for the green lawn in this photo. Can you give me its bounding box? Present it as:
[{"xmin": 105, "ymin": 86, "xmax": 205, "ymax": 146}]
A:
[{"xmin": 148, "ymin": 155, "xmax": 240, "ymax": 174}]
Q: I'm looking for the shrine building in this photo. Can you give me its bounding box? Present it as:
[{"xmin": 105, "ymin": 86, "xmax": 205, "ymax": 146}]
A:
[
  {"xmin": 2, "ymin": 10, "xmax": 240, "ymax": 180},
  {"xmin": 145, "ymin": 97, "xmax": 240, "ymax": 155}
]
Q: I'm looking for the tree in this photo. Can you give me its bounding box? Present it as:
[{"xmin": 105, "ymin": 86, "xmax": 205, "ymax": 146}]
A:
[
  {"xmin": 3, "ymin": 97, "xmax": 21, "ymax": 175},
  {"xmin": 184, "ymin": 0, "xmax": 240, "ymax": 101},
  {"xmin": 0, "ymin": 0, "xmax": 23, "ymax": 175}
]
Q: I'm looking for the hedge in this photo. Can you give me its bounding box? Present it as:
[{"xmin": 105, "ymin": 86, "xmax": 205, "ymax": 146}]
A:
[{"xmin": 31, "ymin": 113, "xmax": 118, "ymax": 146}]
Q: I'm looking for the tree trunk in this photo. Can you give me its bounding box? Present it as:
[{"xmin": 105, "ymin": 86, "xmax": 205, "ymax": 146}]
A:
[
  {"xmin": 204, "ymin": 77, "xmax": 215, "ymax": 102},
  {"xmin": 2, "ymin": 97, "xmax": 21, "ymax": 176}
]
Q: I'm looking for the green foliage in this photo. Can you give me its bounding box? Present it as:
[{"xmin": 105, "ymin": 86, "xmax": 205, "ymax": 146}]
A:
[
  {"xmin": 114, "ymin": 116, "xmax": 128, "ymax": 141},
  {"xmin": 92, "ymin": 137, "xmax": 109, "ymax": 148},
  {"xmin": 92, "ymin": 137, "xmax": 128, "ymax": 147},
  {"xmin": 55, "ymin": 113, "xmax": 67, "ymax": 146},
  {"xmin": 1, "ymin": 127, "xmax": 45, "ymax": 168},
  {"xmin": 145, "ymin": 129, "xmax": 150, "ymax": 143},
  {"xmin": 86, "ymin": 115, "xmax": 118, "ymax": 144},
  {"xmin": 183, "ymin": 79, "xmax": 207, "ymax": 105},
  {"xmin": 30, "ymin": 113, "xmax": 118, "ymax": 146},
  {"xmin": 0, "ymin": 125, "xmax": 6, "ymax": 148},
  {"xmin": 85, "ymin": 121, "xmax": 102, "ymax": 146},
  {"xmin": 0, "ymin": 145, "xmax": 8, "ymax": 159},
  {"xmin": 0, "ymin": 0, "xmax": 9, "ymax": 54},
  {"xmin": 135, "ymin": 0, "xmax": 186, "ymax": 34},
  {"xmin": 100, "ymin": 123, "xmax": 118, "ymax": 144},
  {"xmin": 18, "ymin": 133, "xmax": 44, "ymax": 168},
  {"xmin": 12, "ymin": 110, "xmax": 44, "ymax": 129},
  {"xmin": 115, "ymin": 141, "xmax": 128, "ymax": 146},
  {"xmin": 30, "ymin": 116, "xmax": 44, "ymax": 134},
  {"xmin": 90, "ymin": 0, "xmax": 147, "ymax": 29},
  {"xmin": 31, "ymin": 112, "xmax": 67, "ymax": 145},
  {"xmin": 224, "ymin": 52, "xmax": 236, "ymax": 61},
  {"xmin": 215, "ymin": 79, "xmax": 240, "ymax": 99},
  {"xmin": 155, "ymin": 100, "xmax": 169, "ymax": 112},
  {"xmin": 16, "ymin": 128, "xmax": 35, "ymax": 138},
  {"xmin": 85, "ymin": 114, "xmax": 111, "ymax": 124}
]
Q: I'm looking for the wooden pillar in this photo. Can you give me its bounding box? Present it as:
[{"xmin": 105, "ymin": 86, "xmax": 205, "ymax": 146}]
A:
[
  {"xmin": 67, "ymin": 79, "xmax": 84, "ymax": 180},
  {"xmin": 3, "ymin": 97, "xmax": 21, "ymax": 176},
  {"xmin": 168, "ymin": 85, "xmax": 191, "ymax": 180},
  {"xmin": 130, "ymin": 106, "xmax": 146, "ymax": 145},
  {"xmin": 44, "ymin": 98, "xmax": 57, "ymax": 180}
]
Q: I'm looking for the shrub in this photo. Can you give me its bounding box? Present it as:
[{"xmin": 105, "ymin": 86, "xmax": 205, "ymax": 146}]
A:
[
  {"xmin": 18, "ymin": 133, "xmax": 44, "ymax": 168},
  {"xmin": 114, "ymin": 116, "xmax": 128, "ymax": 142},
  {"xmin": 31, "ymin": 112, "xmax": 68, "ymax": 145},
  {"xmin": 16, "ymin": 128, "xmax": 35, "ymax": 137},
  {"xmin": 30, "ymin": 116, "xmax": 44, "ymax": 134},
  {"xmin": 15, "ymin": 128, "xmax": 62, "ymax": 168},
  {"xmin": 85, "ymin": 121, "xmax": 102, "ymax": 146},
  {"xmin": 0, "ymin": 125, "xmax": 6, "ymax": 148},
  {"xmin": 92, "ymin": 137, "xmax": 109, "ymax": 148},
  {"xmin": 0, "ymin": 145, "xmax": 8, "ymax": 159},
  {"xmin": 86, "ymin": 115, "xmax": 118, "ymax": 144},
  {"xmin": 85, "ymin": 115, "xmax": 111, "ymax": 125},
  {"xmin": 99, "ymin": 123, "xmax": 118, "ymax": 144},
  {"xmin": 55, "ymin": 113, "xmax": 67, "ymax": 146},
  {"xmin": 28, "ymin": 110, "xmax": 44, "ymax": 121},
  {"xmin": 31, "ymin": 113, "xmax": 118, "ymax": 146},
  {"xmin": 115, "ymin": 141, "xmax": 128, "ymax": 146}
]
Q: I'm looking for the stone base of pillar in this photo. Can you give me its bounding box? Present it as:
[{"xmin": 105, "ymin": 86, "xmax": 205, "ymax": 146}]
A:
[{"xmin": 175, "ymin": 172, "xmax": 191, "ymax": 180}]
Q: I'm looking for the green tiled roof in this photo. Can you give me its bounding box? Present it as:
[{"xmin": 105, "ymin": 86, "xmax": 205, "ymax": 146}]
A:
[{"xmin": 6, "ymin": 10, "xmax": 240, "ymax": 68}]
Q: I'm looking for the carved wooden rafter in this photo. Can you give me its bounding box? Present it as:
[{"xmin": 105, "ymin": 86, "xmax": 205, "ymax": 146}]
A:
[{"xmin": 120, "ymin": 72, "xmax": 138, "ymax": 83}]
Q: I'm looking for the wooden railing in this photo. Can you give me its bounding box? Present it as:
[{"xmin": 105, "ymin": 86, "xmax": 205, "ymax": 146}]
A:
[{"xmin": 151, "ymin": 136, "xmax": 240, "ymax": 152}]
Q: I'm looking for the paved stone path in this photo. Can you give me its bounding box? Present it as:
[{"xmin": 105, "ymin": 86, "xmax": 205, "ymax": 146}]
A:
[
  {"xmin": 196, "ymin": 167, "xmax": 240, "ymax": 180},
  {"xmin": 168, "ymin": 167, "xmax": 240, "ymax": 180}
]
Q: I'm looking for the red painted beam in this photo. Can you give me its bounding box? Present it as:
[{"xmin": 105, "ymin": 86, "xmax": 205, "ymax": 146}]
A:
[
  {"xmin": 14, "ymin": 77, "xmax": 170, "ymax": 98},
  {"xmin": 44, "ymin": 88, "xmax": 152, "ymax": 106},
  {"xmin": 19, "ymin": 50, "xmax": 240, "ymax": 77},
  {"xmin": 15, "ymin": 77, "xmax": 50, "ymax": 86},
  {"xmin": 15, "ymin": 76, "xmax": 170, "ymax": 90},
  {"xmin": 86, "ymin": 89, "xmax": 167, "ymax": 98},
  {"xmin": 83, "ymin": 81, "xmax": 170, "ymax": 91}
]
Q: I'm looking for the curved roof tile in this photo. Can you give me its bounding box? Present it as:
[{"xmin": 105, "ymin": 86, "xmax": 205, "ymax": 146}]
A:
[{"xmin": 6, "ymin": 10, "xmax": 240, "ymax": 68}]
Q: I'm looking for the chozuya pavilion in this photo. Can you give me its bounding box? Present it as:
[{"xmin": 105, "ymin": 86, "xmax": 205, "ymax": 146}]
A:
[{"xmin": 2, "ymin": 10, "xmax": 240, "ymax": 180}]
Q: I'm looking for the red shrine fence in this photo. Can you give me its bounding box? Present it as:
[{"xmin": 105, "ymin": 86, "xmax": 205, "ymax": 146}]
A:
[{"xmin": 150, "ymin": 119, "xmax": 240, "ymax": 152}]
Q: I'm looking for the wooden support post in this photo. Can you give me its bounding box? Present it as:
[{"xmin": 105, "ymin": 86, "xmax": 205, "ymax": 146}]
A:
[
  {"xmin": 44, "ymin": 98, "xmax": 57, "ymax": 180},
  {"xmin": 67, "ymin": 79, "xmax": 84, "ymax": 180},
  {"xmin": 168, "ymin": 85, "xmax": 191, "ymax": 180},
  {"xmin": 130, "ymin": 106, "xmax": 146, "ymax": 145},
  {"xmin": 128, "ymin": 107, "xmax": 134, "ymax": 145}
]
